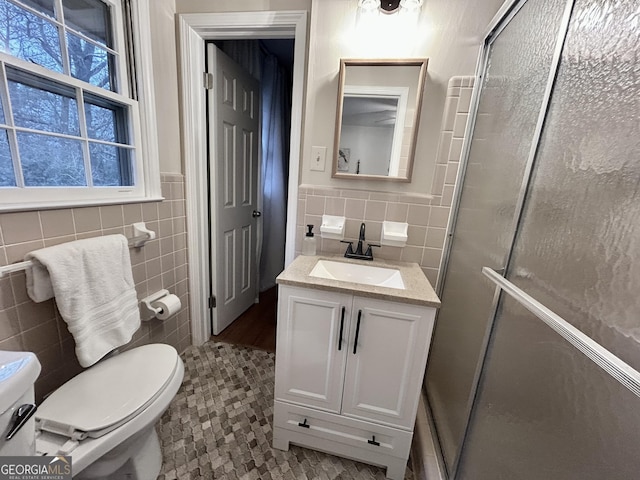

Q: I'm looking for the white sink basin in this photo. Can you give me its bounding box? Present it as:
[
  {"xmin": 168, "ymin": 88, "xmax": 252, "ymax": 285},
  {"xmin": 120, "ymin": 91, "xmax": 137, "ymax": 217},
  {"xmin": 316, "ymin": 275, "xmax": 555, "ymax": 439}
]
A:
[{"xmin": 309, "ymin": 259, "xmax": 405, "ymax": 290}]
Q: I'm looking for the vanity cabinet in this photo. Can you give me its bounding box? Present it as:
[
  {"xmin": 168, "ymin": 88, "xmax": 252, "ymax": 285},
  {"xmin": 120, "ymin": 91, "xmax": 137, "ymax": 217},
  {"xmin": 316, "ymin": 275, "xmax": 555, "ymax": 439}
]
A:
[{"xmin": 273, "ymin": 285, "xmax": 436, "ymax": 480}]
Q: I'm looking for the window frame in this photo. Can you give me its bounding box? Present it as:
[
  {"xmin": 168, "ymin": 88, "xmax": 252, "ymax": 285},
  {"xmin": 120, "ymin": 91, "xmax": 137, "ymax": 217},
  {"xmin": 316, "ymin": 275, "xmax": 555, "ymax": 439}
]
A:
[{"xmin": 0, "ymin": 0, "xmax": 161, "ymax": 212}]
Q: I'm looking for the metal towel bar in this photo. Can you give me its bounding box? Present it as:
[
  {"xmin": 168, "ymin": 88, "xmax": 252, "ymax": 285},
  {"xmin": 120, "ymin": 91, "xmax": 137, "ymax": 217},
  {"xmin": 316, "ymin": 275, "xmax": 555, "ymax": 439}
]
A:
[
  {"xmin": 482, "ymin": 267, "xmax": 640, "ymax": 399},
  {"xmin": 0, "ymin": 229, "xmax": 155, "ymax": 278}
]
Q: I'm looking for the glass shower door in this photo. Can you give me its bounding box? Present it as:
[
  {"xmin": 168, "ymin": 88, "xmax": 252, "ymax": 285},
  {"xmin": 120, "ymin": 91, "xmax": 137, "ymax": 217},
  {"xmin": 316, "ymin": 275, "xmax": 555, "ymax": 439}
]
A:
[
  {"xmin": 424, "ymin": 0, "xmax": 569, "ymax": 473},
  {"xmin": 457, "ymin": 0, "xmax": 640, "ymax": 477}
]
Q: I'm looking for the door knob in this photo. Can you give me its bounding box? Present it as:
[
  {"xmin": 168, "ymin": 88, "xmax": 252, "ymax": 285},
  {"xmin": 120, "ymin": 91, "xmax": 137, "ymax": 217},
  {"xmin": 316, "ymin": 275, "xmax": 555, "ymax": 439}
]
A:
[{"xmin": 252, "ymin": 210, "xmax": 262, "ymax": 218}]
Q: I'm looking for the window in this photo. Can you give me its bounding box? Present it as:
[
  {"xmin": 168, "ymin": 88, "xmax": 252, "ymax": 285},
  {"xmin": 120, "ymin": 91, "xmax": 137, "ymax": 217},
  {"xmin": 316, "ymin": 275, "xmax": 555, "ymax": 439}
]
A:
[{"xmin": 0, "ymin": 0, "xmax": 160, "ymax": 210}]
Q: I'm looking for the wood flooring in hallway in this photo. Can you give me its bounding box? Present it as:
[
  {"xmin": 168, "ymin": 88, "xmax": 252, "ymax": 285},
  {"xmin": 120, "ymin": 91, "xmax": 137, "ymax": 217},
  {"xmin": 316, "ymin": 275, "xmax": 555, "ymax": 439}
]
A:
[{"xmin": 211, "ymin": 286, "xmax": 277, "ymax": 353}]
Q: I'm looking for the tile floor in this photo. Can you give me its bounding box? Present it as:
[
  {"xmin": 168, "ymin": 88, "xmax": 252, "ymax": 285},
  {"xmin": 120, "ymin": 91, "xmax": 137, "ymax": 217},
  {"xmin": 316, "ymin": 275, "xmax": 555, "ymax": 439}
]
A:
[{"xmin": 157, "ymin": 342, "xmax": 413, "ymax": 479}]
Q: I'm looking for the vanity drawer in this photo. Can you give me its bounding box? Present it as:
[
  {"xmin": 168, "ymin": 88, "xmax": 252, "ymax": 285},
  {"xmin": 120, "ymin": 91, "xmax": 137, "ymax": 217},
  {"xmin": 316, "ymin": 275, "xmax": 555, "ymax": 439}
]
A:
[{"xmin": 273, "ymin": 401, "xmax": 412, "ymax": 459}]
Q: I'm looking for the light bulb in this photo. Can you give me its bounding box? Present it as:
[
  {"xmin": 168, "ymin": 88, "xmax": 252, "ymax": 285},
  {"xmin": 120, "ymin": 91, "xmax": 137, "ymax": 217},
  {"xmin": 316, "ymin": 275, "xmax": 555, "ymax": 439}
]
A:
[
  {"xmin": 358, "ymin": 0, "xmax": 379, "ymax": 12},
  {"xmin": 399, "ymin": 0, "xmax": 423, "ymax": 12}
]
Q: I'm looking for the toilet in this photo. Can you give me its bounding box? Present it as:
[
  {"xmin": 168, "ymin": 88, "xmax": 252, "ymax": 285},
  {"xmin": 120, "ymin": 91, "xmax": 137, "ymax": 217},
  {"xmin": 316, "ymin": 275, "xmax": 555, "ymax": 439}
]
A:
[
  {"xmin": 1, "ymin": 344, "xmax": 184, "ymax": 480},
  {"xmin": 0, "ymin": 350, "xmax": 41, "ymax": 457}
]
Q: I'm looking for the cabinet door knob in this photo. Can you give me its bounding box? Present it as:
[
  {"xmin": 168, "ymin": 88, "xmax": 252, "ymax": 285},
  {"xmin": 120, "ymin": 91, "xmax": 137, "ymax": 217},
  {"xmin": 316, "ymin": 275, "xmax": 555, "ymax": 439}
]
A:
[
  {"xmin": 338, "ymin": 306, "xmax": 346, "ymax": 351},
  {"xmin": 298, "ymin": 418, "xmax": 310, "ymax": 428},
  {"xmin": 367, "ymin": 435, "xmax": 380, "ymax": 446},
  {"xmin": 353, "ymin": 310, "xmax": 362, "ymax": 354}
]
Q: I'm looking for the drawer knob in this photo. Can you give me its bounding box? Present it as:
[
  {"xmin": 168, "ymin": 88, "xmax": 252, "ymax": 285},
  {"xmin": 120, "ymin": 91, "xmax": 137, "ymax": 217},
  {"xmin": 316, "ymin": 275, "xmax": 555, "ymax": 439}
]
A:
[
  {"xmin": 367, "ymin": 435, "xmax": 380, "ymax": 446},
  {"xmin": 298, "ymin": 418, "xmax": 310, "ymax": 429}
]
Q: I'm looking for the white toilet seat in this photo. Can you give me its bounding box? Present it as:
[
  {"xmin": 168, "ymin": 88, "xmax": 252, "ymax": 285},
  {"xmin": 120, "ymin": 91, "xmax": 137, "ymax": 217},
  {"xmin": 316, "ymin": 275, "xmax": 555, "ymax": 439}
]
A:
[
  {"xmin": 35, "ymin": 344, "xmax": 184, "ymax": 475},
  {"xmin": 36, "ymin": 344, "xmax": 179, "ymax": 441}
]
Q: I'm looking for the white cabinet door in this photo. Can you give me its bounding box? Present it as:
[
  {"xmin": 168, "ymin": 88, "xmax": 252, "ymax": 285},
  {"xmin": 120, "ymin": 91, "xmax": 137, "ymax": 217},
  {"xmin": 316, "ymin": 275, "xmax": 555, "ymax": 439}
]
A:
[
  {"xmin": 341, "ymin": 296, "xmax": 435, "ymax": 429},
  {"xmin": 274, "ymin": 286, "xmax": 351, "ymax": 413}
]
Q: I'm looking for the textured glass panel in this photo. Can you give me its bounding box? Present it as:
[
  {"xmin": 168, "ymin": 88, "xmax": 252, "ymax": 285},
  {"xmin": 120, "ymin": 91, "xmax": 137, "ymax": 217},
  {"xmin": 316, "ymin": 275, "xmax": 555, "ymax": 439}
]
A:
[
  {"xmin": 67, "ymin": 31, "xmax": 114, "ymax": 91},
  {"xmin": 0, "ymin": 128, "xmax": 15, "ymax": 186},
  {"xmin": 425, "ymin": 0, "xmax": 568, "ymax": 470},
  {"xmin": 8, "ymin": 70, "xmax": 80, "ymax": 136},
  {"xmin": 0, "ymin": 0, "xmax": 63, "ymax": 72},
  {"xmin": 507, "ymin": 0, "xmax": 640, "ymax": 370},
  {"xmin": 62, "ymin": 0, "xmax": 112, "ymax": 47},
  {"xmin": 18, "ymin": 131, "xmax": 85, "ymax": 186},
  {"xmin": 89, "ymin": 142, "xmax": 132, "ymax": 186},
  {"xmin": 458, "ymin": 296, "xmax": 640, "ymax": 480}
]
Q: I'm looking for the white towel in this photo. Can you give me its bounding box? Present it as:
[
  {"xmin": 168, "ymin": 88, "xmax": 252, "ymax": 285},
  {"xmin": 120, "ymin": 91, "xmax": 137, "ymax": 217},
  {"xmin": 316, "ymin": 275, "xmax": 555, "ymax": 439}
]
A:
[{"xmin": 25, "ymin": 235, "xmax": 141, "ymax": 368}]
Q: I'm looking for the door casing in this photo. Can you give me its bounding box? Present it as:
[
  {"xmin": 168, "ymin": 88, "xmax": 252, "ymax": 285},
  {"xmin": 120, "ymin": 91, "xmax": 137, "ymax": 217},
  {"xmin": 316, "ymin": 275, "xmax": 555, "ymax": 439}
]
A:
[{"xmin": 178, "ymin": 11, "xmax": 308, "ymax": 346}]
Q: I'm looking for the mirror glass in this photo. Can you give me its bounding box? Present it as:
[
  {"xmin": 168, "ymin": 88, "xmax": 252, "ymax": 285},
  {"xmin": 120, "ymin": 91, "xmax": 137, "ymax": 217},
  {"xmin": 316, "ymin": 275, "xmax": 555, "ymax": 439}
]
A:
[{"xmin": 333, "ymin": 59, "xmax": 428, "ymax": 181}]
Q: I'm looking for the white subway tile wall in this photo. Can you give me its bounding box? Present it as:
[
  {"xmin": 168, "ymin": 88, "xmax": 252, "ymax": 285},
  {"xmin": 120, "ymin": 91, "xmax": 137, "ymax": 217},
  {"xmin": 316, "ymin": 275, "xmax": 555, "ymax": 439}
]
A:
[
  {"xmin": 297, "ymin": 76, "xmax": 474, "ymax": 287},
  {"xmin": 0, "ymin": 174, "xmax": 190, "ymax": 401}
]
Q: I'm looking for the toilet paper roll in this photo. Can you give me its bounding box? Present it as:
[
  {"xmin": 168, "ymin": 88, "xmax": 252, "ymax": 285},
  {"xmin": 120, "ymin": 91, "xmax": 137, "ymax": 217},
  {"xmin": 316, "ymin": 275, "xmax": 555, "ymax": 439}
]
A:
[{"xmin": 151, "ymin": 294, "xmax": 182, "ymax": 320}]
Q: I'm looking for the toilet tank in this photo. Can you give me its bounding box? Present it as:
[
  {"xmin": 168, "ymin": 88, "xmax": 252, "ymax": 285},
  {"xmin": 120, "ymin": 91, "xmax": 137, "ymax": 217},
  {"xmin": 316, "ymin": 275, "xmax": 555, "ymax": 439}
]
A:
[{"xmin": 0, "ymin": 351, "xmax": 41, "ymax": 456}]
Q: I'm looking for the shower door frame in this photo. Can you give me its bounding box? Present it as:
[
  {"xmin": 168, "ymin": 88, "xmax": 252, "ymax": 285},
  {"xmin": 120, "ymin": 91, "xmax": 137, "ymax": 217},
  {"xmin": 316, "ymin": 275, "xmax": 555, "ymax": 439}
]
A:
[{"xmin": 432, "ymin": 0, "xmax": 577, "ymax": 476}]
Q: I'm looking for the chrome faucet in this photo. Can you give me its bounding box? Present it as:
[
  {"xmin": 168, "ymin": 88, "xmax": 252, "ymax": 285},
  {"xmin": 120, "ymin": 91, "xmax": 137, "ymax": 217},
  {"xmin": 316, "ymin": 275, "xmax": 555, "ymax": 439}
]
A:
[{"xmin": 341, "ymin": 222, "xmax": 380, "ymax": 261}]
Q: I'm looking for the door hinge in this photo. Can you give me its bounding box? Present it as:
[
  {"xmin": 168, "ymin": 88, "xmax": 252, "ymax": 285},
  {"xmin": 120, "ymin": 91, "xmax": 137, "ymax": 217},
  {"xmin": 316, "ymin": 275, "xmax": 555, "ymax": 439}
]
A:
[
  {"xmin": 203, "ymin": 72, "xmax": 214, "ymax": 90},
  {"xmin": 209, "ymin": 296, "xmax": 216, "ymax": 309}
]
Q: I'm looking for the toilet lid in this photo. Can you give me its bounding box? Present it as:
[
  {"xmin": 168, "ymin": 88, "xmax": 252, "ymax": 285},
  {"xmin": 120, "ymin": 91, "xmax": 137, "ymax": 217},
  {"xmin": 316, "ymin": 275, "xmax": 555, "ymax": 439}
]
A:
[{"xmin": 36, "ymin": 344, "xmax": 179, "ymax": 439}]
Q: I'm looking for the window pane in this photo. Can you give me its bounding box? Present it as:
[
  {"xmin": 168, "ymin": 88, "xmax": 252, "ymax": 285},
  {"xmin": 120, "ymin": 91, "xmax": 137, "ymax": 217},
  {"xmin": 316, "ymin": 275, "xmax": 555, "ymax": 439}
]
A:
[
  {"xmin": 62, "ymin": 0, "xmax": 112, "ymax": 47},
  {"xmin": 8, "ymin": 70, "xmax": 80, "ymax": 135},
  {"xmin": 0, "ymin": 0, "xmax": 63, "ymax": 72},
  {"xmin": 18, "ymin": 131, "xmax": 85, "ymax": 186},
  {"xmin": 0, "ymin": 129, "xmax": 15, "ymax": 186},
  {"xmin": 89, "ymin": 142, "xmax": 132, "ymax": 186},
  {"xmin": 0, "ymin": 95, "xmax": 5, "ymax": 123},
  {"xmin": 84, "ymin": 98, "xmax": 128, "ymax": 143},
  {"xmin": 15, "ymin": 0, "xmax": 55, "ymax": 18},
  {"xmin": 67, "ymin": 31, "xmax": 114, "ymax": 91}
]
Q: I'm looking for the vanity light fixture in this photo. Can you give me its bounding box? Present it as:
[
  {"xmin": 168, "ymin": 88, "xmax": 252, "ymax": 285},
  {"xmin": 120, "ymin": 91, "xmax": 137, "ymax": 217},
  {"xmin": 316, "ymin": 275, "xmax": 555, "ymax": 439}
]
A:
[{"xmin": 358, "ymin": 0, "xmax": 423, "ymax": 14}]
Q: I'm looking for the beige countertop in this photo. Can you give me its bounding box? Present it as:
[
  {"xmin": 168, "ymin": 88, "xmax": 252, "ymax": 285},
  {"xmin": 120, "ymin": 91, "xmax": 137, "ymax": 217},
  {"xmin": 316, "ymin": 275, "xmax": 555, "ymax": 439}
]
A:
[{"xmin": 276, "ymin": 254, "xmax": 441, "ymax": 308}]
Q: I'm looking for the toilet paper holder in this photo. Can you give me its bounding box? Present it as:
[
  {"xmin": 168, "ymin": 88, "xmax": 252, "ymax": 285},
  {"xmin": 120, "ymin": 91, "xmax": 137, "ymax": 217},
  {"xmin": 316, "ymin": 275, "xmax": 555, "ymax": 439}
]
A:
[{"xmin": 141, "ymin": 289, "xmax": 173, "ymax": 320}]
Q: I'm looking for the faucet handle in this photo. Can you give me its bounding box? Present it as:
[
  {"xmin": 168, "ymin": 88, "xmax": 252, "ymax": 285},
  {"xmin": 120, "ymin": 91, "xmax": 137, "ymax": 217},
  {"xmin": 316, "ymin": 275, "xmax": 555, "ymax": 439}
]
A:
[
  {"xmin": 340, "ymin": 240, "xmax": 354, "ymax": 256},
  {"xmin": 364, "ymin": 243, "xmax": 381, "ymax": 257}
]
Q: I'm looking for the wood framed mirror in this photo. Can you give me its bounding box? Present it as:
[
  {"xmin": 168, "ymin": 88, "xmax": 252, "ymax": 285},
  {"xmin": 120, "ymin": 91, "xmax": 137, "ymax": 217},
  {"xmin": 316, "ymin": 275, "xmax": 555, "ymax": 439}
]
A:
[{"xmin": 332, "ymin": 58, "xmax": 428, "ymax": 182}]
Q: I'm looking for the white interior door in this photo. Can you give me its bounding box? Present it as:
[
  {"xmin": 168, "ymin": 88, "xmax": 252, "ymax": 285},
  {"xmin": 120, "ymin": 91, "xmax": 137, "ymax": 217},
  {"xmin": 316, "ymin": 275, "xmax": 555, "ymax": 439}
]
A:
[{"xmin": 207, "ymin": 44, "xmax": 260, "ymax": 335}]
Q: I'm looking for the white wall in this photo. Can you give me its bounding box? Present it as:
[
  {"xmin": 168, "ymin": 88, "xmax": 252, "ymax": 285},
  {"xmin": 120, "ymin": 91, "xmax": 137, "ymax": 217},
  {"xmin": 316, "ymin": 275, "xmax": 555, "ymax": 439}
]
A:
[
  {"xmin": 341, "ymin": 125, "xmax": 394, "ymax": 175},
  {"xmin": 170, "ymin": 0, "xmax": 503, "ymax": 191},
  {"xmin": 302, "ymin": 0, "xmax": 504, "ymax": 193},
  {"xmin": 149, "ymin": 0, "xmax": 182, "ymax": 173}
]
